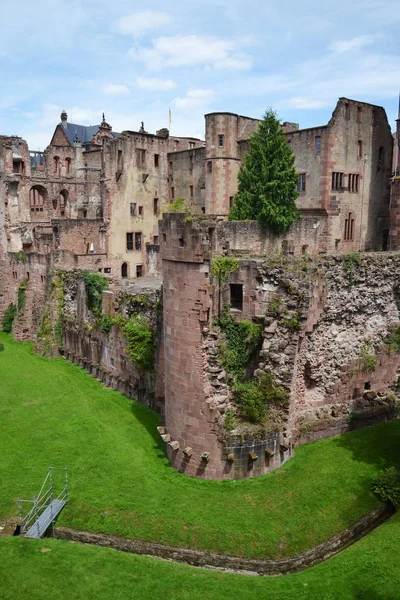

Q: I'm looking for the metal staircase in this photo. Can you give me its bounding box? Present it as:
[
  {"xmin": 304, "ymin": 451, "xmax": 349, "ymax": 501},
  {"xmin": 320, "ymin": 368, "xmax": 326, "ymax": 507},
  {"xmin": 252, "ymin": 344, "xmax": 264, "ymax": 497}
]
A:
[{"xmin": 17, "ymin": 467, "xmax": 68, "ymax": 539}]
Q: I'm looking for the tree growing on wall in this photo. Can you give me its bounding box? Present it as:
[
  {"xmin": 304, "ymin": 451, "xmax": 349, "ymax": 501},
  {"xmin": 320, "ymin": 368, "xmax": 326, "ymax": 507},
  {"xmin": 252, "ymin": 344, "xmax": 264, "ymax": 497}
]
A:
[{"xmin": 229, "ymin": 109, "xmax": 300, "ymax": 233}]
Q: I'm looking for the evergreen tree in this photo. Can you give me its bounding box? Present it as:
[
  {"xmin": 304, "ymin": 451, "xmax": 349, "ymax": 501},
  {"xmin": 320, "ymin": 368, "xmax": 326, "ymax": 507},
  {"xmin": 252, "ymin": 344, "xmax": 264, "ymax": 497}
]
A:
[{"xmin": 229, "ymin": 109, "xmax": 300, "ymax": 233}]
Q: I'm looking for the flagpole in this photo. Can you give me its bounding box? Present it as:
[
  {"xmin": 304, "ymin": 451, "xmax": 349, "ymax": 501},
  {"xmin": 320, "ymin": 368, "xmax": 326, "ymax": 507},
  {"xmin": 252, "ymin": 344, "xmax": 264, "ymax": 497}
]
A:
[{"xmin": 169, "ymin": 106, "xmax": 172, "ymax": 135}]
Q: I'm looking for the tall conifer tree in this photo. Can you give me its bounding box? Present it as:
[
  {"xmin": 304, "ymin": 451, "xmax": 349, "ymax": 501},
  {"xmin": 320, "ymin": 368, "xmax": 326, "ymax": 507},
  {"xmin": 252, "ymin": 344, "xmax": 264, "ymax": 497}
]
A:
[{"xmin": 229, "ymin": 109, "xmax": 300, "ymax": 233}]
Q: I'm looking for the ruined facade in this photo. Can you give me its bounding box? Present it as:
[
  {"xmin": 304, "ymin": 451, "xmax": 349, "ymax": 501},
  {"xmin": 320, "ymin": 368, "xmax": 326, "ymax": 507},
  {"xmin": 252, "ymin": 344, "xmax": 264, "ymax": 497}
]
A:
[
  {"xmin": 1, "ymin": 98, "xmax": 399, "ymax": 481},
  {"xmin": 159, "ymin": 214, "xmax": 400, "ymax": 479},
  {"xmin": 168, "ymin": 98, "xmax": 393, "ymax": 253}
]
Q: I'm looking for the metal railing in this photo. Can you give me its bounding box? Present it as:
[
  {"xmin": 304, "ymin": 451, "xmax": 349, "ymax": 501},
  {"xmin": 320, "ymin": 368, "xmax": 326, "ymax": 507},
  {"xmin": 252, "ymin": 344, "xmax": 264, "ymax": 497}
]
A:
[{"xmin": 17, "ymin": 466, "xmax": 68, "ymax": 537}]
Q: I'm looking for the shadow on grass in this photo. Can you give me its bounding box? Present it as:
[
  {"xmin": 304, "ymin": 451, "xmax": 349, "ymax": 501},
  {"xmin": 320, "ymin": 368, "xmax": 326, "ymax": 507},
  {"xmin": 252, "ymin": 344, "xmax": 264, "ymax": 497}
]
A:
[
  {"xmin": 129, "ymin": 399, "xmax": 166, "ymax": 460},
  {"xmin": 331, "ymin": 419, "xmax": 400, "ymax": 470}
]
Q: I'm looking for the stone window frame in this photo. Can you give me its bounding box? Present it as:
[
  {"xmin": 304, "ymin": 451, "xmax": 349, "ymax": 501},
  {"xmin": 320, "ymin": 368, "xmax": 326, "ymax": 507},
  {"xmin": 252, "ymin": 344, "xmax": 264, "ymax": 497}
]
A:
[
  {"xmin": 331, "ymin": 172, "xmax": 345, "ymax": 191},
  {"xmin": 315, "ymin": 136, "xmax": 321, "ymax": 153},
  {"xmin": 348, "ymin": 173, "xmax": 359, "ymax": 193},
  {"xmin": 297, "ymin": 172, "xmax": 306, "ymax": 193}
]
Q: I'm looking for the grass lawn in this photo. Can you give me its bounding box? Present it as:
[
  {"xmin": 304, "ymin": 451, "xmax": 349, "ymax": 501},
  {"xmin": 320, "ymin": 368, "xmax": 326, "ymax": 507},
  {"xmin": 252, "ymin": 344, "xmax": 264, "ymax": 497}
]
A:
[
  {"xmin": 0, "ymin": 332, "xmax": 399, "ymax": 559},
  {"xmin": 1, "ymin": 513, "xmax": 400, "ymax": 599}
]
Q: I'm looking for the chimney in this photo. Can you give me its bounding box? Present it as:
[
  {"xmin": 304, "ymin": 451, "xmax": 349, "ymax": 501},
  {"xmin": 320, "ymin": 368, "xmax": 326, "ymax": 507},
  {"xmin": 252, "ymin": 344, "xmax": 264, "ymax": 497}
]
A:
[{"xmin": 61, "ymin": 110, "xmax": 68, "ymax": 128}]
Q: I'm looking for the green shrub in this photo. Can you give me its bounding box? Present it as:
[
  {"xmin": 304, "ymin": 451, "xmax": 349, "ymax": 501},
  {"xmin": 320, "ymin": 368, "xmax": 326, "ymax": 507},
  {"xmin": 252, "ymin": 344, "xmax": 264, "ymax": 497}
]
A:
[
  {"xmin": 372, "ymin": 467, "xmax": 400, "ymax": 508},
  {"xmin": 217, "ymin": 311, "xmax": 263, "ymax": 381},
  {"xmin": 342, "ymin": 252, "xmax": 361, "ymax": 286},
  {"xmin": 82, "ymin": 272, "xmax": 109, "ymax": 315},
  {"xmin": 282, "ymin": 311, "xmax": 302, "ymax": 331},
  {"xmin": 37, "ymin": 313, "xmax": 53, "ymax": 356},
  {"xmin": 123, "ymin": 314, "xmax": 154, "ymax": 371},
  {"xmin": 385, "ymin": 326, "xmax": 400, "ymax": 353},
  {"xmin": 234, "ymin": 372, "xmax": 289, "ymax": 423},
  {"xmin": 359, "ymin": 342, "xmax": 376, "ymax": 372},
  {"xmin": 223, "ymin": 408, "xmax": 236, "ymax": 431},
  {"xmin": 2, "ymin": 303, "xmax": 17, "ymax": 333},
  {"xmin": 17, "ymin": 281, "xmax": 27, "ymax": 312},
  {"xmin": 100, "ymin": 314, "xmax": 113, "ymax": 335},
  {"xmin": 163, "ymin": 197, "xmax": 192, "ymax": 214},
  {"xmin": 0, "ymin": 343, "xmax": 4, "ymax": 352}
]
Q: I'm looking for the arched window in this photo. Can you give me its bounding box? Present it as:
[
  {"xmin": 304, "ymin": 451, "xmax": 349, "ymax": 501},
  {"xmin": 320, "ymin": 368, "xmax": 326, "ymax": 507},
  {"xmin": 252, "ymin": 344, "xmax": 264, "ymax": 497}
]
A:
[
  {"xmin": 121, "ymin": 262, "xmax": 128, "ymax": 278},
  {"xmin": 65, "ymin": 157, "xmax": 71, "ymax": 174},
  {"xmin": 53, "ymin": 156, "xmax": 60, "ymax": 175},
  {"xmin": 60, "ymin": 190, "xmax": 68, "ymax": 216},
  {"xmin": 29, "ymin": 186, "xmax": 47, "ymax": 214}
]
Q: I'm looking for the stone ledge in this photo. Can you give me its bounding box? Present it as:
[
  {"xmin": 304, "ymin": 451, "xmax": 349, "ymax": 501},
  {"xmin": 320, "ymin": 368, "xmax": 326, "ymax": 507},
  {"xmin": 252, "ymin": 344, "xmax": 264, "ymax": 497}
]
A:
[{"xmin": 54, "ymin": 504, "xmax": 394, "ymax": 576}]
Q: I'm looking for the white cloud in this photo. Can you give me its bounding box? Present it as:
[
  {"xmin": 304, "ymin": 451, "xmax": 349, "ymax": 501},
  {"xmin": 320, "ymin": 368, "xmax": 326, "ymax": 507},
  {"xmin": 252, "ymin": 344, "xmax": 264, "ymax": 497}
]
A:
[
  {"xmin": 136, "ymin": 77, "xmax": 177, "ymax": 91},
  {"xmin": 115, "ymin": 11, "xmax": 173, "ymax": 37},
  {"xmin": 172, "ymin": 89, "xmax": 215, "ymax": 110},
  {"xmin": 102, "ymin": 84, "xmax": 130, "ymax": 96},
  {"xmin": 286, "ymin": 96, "xmax": 330, "ymax": 109},
  {"xmin": 129, "ymin": 34, "xmax": 253, "ymax": 70},
  {"xmin": 328, "ymin": 34, "xmax": 377, "ymax": 54}
]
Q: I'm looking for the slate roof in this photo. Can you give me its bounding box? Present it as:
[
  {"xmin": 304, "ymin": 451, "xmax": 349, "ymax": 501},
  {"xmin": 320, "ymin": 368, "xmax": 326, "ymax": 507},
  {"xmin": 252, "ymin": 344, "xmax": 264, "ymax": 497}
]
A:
[{"xmin": 60, "ymin": 123, "xmax": 119, "ymax": 145}]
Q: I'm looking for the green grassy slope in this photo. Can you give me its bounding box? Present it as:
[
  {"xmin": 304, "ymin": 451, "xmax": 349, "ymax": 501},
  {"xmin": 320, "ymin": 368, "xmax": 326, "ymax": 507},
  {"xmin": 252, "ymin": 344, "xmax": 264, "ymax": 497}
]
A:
[
  {"xmin": 1, "ymin": 513, "xmax": 400, "ymax": 600},
  {"xmin": 1, "ymin": 332, "xmax": 399, "ymax": 559}
]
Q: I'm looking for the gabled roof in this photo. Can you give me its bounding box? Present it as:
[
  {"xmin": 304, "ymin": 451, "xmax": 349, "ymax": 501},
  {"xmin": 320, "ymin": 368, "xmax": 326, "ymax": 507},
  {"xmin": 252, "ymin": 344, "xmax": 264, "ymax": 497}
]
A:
[{"xmin": 60, "ymin": 122, "xmax": 119, "ymax": 145}]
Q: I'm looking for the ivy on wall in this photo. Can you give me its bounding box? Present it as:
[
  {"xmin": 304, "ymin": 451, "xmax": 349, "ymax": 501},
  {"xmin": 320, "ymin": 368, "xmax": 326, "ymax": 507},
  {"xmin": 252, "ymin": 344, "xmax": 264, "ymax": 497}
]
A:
[
  {"xmin": 217, "ymin": 310, "xmax": 263, "ymax": 381},
  {"xmin": 2, "ymin": 303, "xmax": 17, "ymax": 333},
  {"xmin": 82, "ymin": 272, "xmax": 109, "ymax": 315},
  {"xmin": 17, "ymin": 281, "xmax": 27, "ymax": 312}
]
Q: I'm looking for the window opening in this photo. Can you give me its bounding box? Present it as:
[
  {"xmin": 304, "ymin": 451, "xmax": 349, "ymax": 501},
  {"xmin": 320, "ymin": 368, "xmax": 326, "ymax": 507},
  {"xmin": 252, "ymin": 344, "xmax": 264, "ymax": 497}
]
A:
[
  {"xmin": 153, "ymin": 198, "xmax": 159, "ymax": 214},
  {"xmin": 230, "ymin": 284, "xmax": 243, "ymax": 311},
  {"xmin": 126, "ymin": 232, "xmax": 133, "ymax": 251},
  {"xmin": 135, "ymin": 232, "xmax": 142, "ymax": 250},
  {"xmin": 297, "ymin": 173, "xmax": 306, "ymax": 192},
  {"xmin": 344, "ymin": 212, "xmax": 355, "ymax": 241},
  {"xmin": 218, "ymin": 134, "xmax": 224, "ymax": 147},
  {"xmin": 136, "ymin": 265, "xmax": 143, "ymax": 278},
  {"xmin": 154, "ymin": 154, "xmax": 159, "ymax": 167},
  {"xmin": 315, "ymin": 136, "xmax": 321, "ymax": 153},
  {"xmin": 349, "ymin": 174, "xmax": 359, "ymax": 193},
  {"xmin": 332, "ymin": 172, "xmax": 344, "ymax": 191}
]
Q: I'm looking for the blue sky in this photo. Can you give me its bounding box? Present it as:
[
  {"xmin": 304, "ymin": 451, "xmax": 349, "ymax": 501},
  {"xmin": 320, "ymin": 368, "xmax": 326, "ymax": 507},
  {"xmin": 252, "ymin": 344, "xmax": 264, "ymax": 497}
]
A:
[{"xmin": 0, "ymin": 0, "xmax": 399, "ymax": 149}]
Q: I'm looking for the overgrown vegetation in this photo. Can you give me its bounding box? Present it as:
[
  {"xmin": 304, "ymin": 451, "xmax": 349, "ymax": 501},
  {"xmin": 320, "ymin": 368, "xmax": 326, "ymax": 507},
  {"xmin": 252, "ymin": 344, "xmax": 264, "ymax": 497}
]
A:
[
  {"xmin": 282, "ymin": 310, "xmax": 302, "ymax": 331},
  {"xmin": 211, "ymin": 257, "xmax": 239, "ymax": 316},
  {"xmin": 1, "ymin": 303, "xmax": 17, "ymax": 333},
  {"xmin": 342, "ymin": 252, "xmax": 362, "ymax": 287},
  {"xmin": 217, "ymin": 310, "xmax": 262, "ymax": 380},
  {"xmin": 359, "ymin": 342, "xmax": 376, "ymax": 372},
  {"xmin": 228, "ymin": 108, "xmax": 300, "ymax": 233},
  {"xmin": 0, "ymin": 342, "xmax": 4, "ymax": 352},
  {"xmin": 37, "ymin": 313, "xmax": 53, "ymax": 357},
  {"xmin": 17, "ymin": 281, "xmax": 27, "ymax": 312},
  {"xmin": 234, "ymin": 372, "xmax": 289, "ymax": 423},
  {"xmin": 122, "ymin": 314, "xmax": 155, "ymax": 371},
  {"xmin": 11, "ymin": 250, "xmax": 27, "ymax": 264},
  {"xmin": 372, "ymin": 467, "xmax": 400, "ymax": 508},
  {"xmin": 223, "ymin": 408, "xmax": 236, "ymax": 431},
  {"xmin": 164, "ymin": 197, "xmax": 191, "ymax": 214},
  {"xmin": 385, "ymin": 325, "xmax": 400, "ymax": 353},
  {"xmin": 82, "ymin": 272, "xmax": 109, "ymax": 315}
]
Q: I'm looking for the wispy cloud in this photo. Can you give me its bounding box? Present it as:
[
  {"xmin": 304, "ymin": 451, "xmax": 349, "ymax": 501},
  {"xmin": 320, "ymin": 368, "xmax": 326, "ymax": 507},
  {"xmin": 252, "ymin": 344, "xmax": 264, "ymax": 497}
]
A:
[
  {"xmin": 102, "ymin": 84, "xmax": 130, "ymax": 96},
  {"xmin": 173, "ymin": 89, "xmax": 216, "ymax": 110},
  {"xmin": 115, "ymin": 10, "xmax": 173, "ymax": 37},
  {"xmin": 136, "ymin": 77, "xmax": 177, "ymax": 91},
  {"xmin": 129, "ymin": 34, "xmax": 253, "ymax": 70},
  {"xmin": 328, "ymin": 34, "xmax": 379, "ymax": 54}
]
